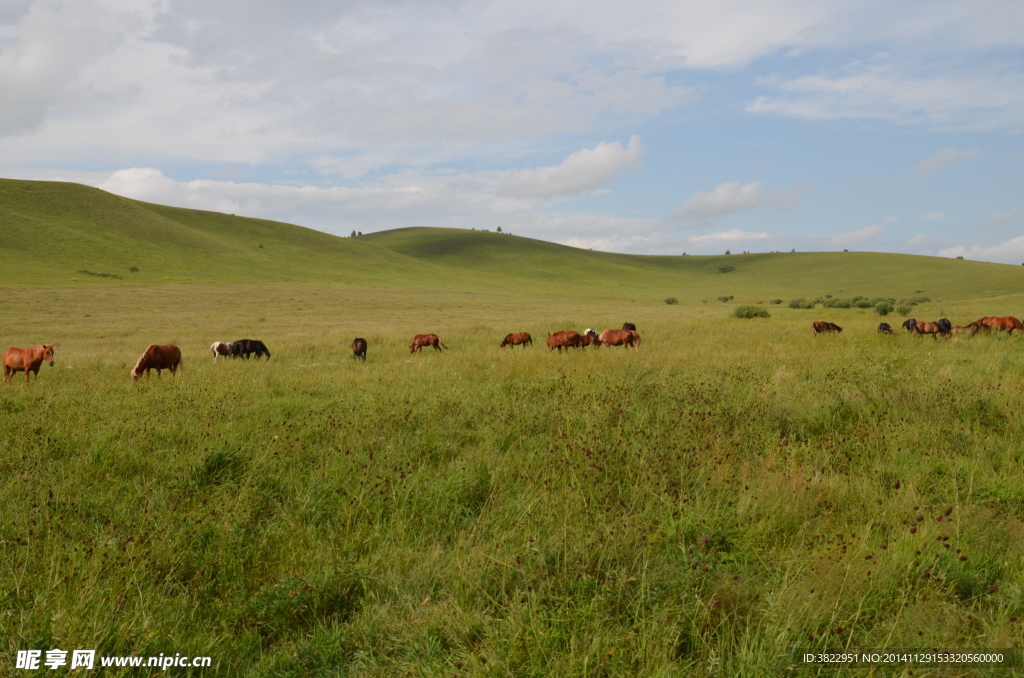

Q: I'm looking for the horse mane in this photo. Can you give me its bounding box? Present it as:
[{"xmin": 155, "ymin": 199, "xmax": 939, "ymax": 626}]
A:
[{"xmin": 131, "ymin": 353, "xmax": 148, "ymax": 379}]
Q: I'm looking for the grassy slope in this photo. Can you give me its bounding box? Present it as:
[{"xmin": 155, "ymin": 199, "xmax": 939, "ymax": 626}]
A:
[{"xmin": 4, "ymin": 179, "xmax": 1024, "ymax": 305}]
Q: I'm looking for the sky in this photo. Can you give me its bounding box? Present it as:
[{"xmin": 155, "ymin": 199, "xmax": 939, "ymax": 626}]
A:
[{"xmin": 2, "ymin": 0, "xmax": 1023, "ymax": 261}]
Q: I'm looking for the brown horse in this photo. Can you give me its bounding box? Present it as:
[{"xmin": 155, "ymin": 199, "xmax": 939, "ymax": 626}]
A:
[
  {"xmin": 598, "ymin": 328, "xmax": 640, "ymax": 350},
  {"xmin": 913, "ymin": 321, "xmax": 947, "ymax": 339},
  {"xmin": 3, "ymin": 345, "xmax": 55, "ymax": 384},
  {"xmin": 352, "ymin": 338, "xmax": 367, "ymax": 361},
  {"xmin": 131, "ymin": 344, "xmax": 182, "ymax": 381},
  {"xmin": 811, "ymin": 321, "xmax": 842, "ymax": 335},
  {"xmin": 409, "ymin": 334, "xmax": 447, "ymax": 354},
  {"xmin": 500, "ymin": 332, "xmax": 532, "ymax": 349},
  {"xmin": 949, "ymin": 325, "xmax": 979, "ymax": 339},
  {"xmin": 970, "ymin": 316, "xmax": 1024, "ymax": 335},
  {"xmin": 579, "ymin": 329, "xmax": 600, "ymax": 348},
  {"xmin": 546, "ymin": 331, "xmax": 581, "ymax": 352}
]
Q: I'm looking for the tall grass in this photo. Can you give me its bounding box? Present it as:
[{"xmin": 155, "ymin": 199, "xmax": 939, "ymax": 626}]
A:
[{"xmin": 3, "ymin": 283, "xmax": 1024, "ymax": 675}]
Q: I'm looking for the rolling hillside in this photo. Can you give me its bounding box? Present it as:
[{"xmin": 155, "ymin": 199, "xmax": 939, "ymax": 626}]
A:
[{"xmin": 3, "ymin": 178, "xmax": 1024, "ymax": 303}]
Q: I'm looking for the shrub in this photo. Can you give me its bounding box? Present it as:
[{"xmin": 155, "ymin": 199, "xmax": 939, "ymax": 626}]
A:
[
  {"xmin": 733, "ymin": 305, "xmax": 770, "ymax": 319},
  {"xmin": 823, "ymin": 298, "xmax": 851, "ymax": 309},
  {"xmin": 718, "ymin": 295, "xmax": 734, "ymax": 302},
  {"xmin": 128, "ymin": 265, "xmax": 139, "ymax": 273},
  {"xmin": 769, "ymin": 299, "xmax": 783, "ymax": 305},
  {"xmin": 896, "ymin": 305, "xmax": 912, "ymax": 315},
  {"xmin": 788, "ymin": 298, "xmax": 815, "ymax": 309},
  {"xmin": 664, "ymin": 297, "xmax": 679, "ymax": 305},
  {"xmin": 874, "ymin": 301, "xmax": 894, "ymax": 316},
  {"xmin": 719, "ymin": 266, "xmax": 735, "ymax": 273},
  {"xmin": 854, "ymin": 299, "xmax": 874, "ymax": 308}
]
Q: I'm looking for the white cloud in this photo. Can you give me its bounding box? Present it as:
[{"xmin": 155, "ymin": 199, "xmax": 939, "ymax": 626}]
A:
[
  {"xmin": 906, "ymin": 234, "xmax": 928, "ymax": 246},
  {"xmin": 919, "ymin": 212, "xmax": 948, "ymax": 219},
  {"xmin": 748, "ymin": 63, "xmax": 1024, "ymax": 131},
  {"xmin": 938, "ymin": 236, "xmax": 1024, "ymax": 262},
  {"xmin": 913, "ymin": 148, "xmax": 980, "ymax": 176},
  {"xmin": 829, "ymin": 224, "xmax": 883, "ymax": 247},
  {"xmin": 671, "ymin": 180, "xmax": 807, "ymax": 222},
  {"xmin": 690, "ymin": 229, "xmax": 770, "ymax": 242},
  {"xmin": 497, "ymin": 135, "xmax": 644, "ymax": 199}
]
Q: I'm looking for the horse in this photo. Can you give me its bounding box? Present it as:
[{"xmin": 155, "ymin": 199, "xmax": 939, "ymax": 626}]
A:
[
  {"xmin": 131, "ymin": 344, "xmax": 182, "ymax": 381},
  {"xmin": 579, "ymin": 329, "xmax": 600, "ymax": 348},
  {"xmin": 937, "ymin": 318, "xmax": 953, "ymax": 334},
  {"xmin": 877, "ymin": 323, "xmax": 894, "ymax": 335},
  {"xmin": 233, "ymin": 339, "xmax": 271, "ymax": 360},
  {"xmin": 902, "ymin": 318, "xmax": 917, "ymax": 333},
  {"xmin": 622, "ymin": 322, "xmax": 637, "ymax": 332},
  {"xmin": 970, "ymin": 316, "xmax": 1024, "ymax": 335},
  {"xmin": 351, "ymin": 338, "xmax": 367, "ymax": 361},
  {"xmin": 913, "ymin": 321, "xmax": 947, "ymax": 339},
  {"xmin": 546, "ymin": 331, "xmax": 581, "ymax": 352},
  {"xmin": 3, "ymin": 345, "xmax": 54, "ymax": 384},
  {"xmin": 949, "ymin": 325, "xmax": 979, "ymax": 338},
  {"xmin": 812, "ymin": 322, "xmax": 842, "ymax": 335},
  {"xmin": 597, "ymin": 328, "xmax": 640, "ymax": 350},
  {"xmin": 500, "ymin": 332, "xmax": 532, "ymax": 349},
  {"xmin": 409, "ymin": 334, "xmax": 447, "ymax": 354},
  {"xmin": 210, "ymin": 342, "xmax": 233, "ymax": 362}
]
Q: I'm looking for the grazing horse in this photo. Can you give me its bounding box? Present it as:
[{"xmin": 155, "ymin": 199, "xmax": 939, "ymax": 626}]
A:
[
  {"xmin": 937, "ymin": 318, "xmax": 953, "ymax": 334},
  {"xmin": 877, "ymin": 323, "xmax": 894, "ymax": 335},
  {"xmin": 622, "ymin": 322, "xmax": 637, "ymax": 332},
  {"xmin": 902, "ymin": 318, "xmax": 917, "ymax": 333},
  {"xmin": 233, "ymin": 339, "xmax": 271, "ymax": 360},
  {"xmin": 970, "ymin": 316, "xmax": 1024, "ymax": 335},
  {"xmin": 579, "ymin": 329, "xmax": 600, "ymax": 348},
  {"xmin": 210, "ymin": 342, "xmax": 233, "ymax": 362},
  {"xmin": 409, "ymin": 334, "xmax": 447, "ymax": 354},
  {"xmin": 131, "ymin": 344, "xmax": 182, "ymax": 381},
  {"xmin": 913, "ymin": 321, "xmax": 947, "ymax": 339},
  {"xmin": 3, "ymin": 345, "xmax": 54, "ymax": 384},
  {"xmin": 812, "ymin": 322, "xmax": 842, "ymax": 335},
  {"xmin": 598, "ymin": 328, "xmax": 640, "ymax": 350},
  {"xmin": 351, "ymin": 337, "xmax": 367, "ymax": 361},
  {"xmin": 546, "ymin": 331, "xmax": 581, "ymax": 352},
  {"xmin": 500, "ymin": 332, "xmax": 532, "ymax": 349}
]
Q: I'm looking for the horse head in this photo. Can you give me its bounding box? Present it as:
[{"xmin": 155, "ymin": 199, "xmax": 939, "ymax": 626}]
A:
[{"xmin": 42, "ymin": 344, "xmax": 54, "ymax": 366}]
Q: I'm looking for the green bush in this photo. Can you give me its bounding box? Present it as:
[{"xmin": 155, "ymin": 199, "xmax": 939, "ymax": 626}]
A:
[
  {"xmin": 788, "ymin": 298, "xmax": 815, "ymax": 309},
  {"xmin": 823, "ymin": 298, "xmax": 851, "ymax": 308},
  {"xmin": 874, "ymin": 301, "xmax": 895, "ymax": 316},
  {"xmin": 896, "ymin": 304, "xmax": 912, "ymax": 315},
  {"xmin": 717, "ymin": 295, "xmax": 734, "ymax": 302},
  {"xmin": 664, "ymin": 297, "xmax": 679, "ymax": 305},
  {"xmin": 733, "ymin": 305, "xmax": 770, "ymax": 318},
  {"xmin": 769, "ymin": 299, "xmax": 783, "ymax": 305}
]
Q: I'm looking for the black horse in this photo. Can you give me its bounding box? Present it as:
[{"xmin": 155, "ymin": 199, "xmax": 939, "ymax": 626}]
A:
[
  {"xmin": 622, "ymin": 322, "xmax": 637, "ymax": 331},
  {"xmin": 902, "ymin": 318, "xmax": 917, "ymax": 333},
  {"xmin": 877, "ymin": 323, "xmax": 894, "ymax": 335},
  {"xmin": 232, "ymin": 339, "xmax": 271, "ymax": 360},
  {"xmin": 937, "ymin": 318, "xmax": 952, "ymax": 334}
]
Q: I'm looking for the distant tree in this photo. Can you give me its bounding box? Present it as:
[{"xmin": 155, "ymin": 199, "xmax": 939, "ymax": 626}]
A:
[
  {"xmin": 357, "ymin": 231, "xmax": 362, "ymax": 236},
  {"xmin": 725, "ymin": 249, "xmax": 731, "ymax": 255},
  {"xmin": 496, "ymin": 226, "xmax": 502, "ymax": 233},
  {"xmin": 791, "ymin": 248, "xmax": 796, "ymax": 253},
  {"xmin": 351, "ymin": 230, "xmax": 357, "ymax": 237}
]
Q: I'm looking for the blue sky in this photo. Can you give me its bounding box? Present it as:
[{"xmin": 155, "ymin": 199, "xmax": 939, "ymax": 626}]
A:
[{"xmin": 1, "ymin": 0, "xmax": 1023, "ymax": 260}]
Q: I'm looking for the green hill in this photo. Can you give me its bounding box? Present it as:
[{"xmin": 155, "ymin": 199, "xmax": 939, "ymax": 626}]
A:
[{"xmin": 3, "ymin": 178, "xmax": 1023, "ymax": 303}]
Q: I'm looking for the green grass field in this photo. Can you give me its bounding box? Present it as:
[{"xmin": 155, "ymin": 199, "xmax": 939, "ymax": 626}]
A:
[{"xmin": 3, "ymin": 180, "xmax": 1024, "ymax": 676}]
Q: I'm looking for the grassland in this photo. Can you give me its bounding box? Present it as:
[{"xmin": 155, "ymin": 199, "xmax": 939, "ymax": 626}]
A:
[{"xmin": 3, "ymin": 180, "xmax": 1024, "ymax": 676}]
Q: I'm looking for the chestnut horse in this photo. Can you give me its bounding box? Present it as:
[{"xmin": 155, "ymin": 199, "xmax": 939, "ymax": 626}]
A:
[
  {"xmin": 812, "ymin": 322, "xmax": 842, "ymax": 335},
  {"xmin": 970, "ymin": 316, "xmax": 1024, "ymax": 335},
  {"xmin": 409, "ymin": 334, "xmax": 447, "ymax": 354},
  {"xmin": 598, "ymin": 328, "xmax": 640, "ymax": 350},
  {"xmin": 352, "ymin": 337, "xmax": 367, "ymax": 361},
  {"xmin": 131, "ymin": 344, "xmax": 182, "ymax": 381},
  {"xmin": 913, "ymin": 321, "xmax": 947, "ymax": 339},
  {"xmin": 579, "ymin": 329, "xmax": 600, "ymax": 348},
  {"xmin": 500, "ymin": 332, "xmax": 532, "ymax": 349},
  {"xmin": 3, "ymin": 345, "xmax": 54, "ymax": 384},
  {"xmin": 546, "ymin": 331, "xmax": 581, "ymax": 352}
]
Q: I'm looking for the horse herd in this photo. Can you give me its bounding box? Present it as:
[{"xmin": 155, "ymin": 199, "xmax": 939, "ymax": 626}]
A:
[
  {"xmin": 1, "ymin": 323, "xmax": 642, "ymax": 385},
  {"xmin": 812, "ymin": 315, "xmax": 1024, "ymax": 338}
]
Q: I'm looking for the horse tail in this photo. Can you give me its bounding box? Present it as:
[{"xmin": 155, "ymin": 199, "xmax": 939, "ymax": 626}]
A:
[
  {"xmin": 440, "ymin": 341, "xmax": 448, "ymax": 350},
  {"xmin": 634, "ymin": 333, "xmax": 641, "ymax": 349}
]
